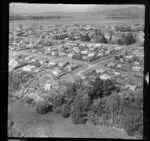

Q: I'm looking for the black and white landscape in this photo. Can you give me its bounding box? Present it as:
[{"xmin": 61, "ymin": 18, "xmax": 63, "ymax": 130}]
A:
[{"xmin": 8, "ymin": 3, "xmax": 144, "ymax": 139}]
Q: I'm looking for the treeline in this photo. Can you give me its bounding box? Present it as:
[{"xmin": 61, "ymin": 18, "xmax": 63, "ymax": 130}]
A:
[
  {"xmin": 9, "ymin": 15, "xmax": 72, "ymax": 20},
  {"xmin": 35, "ymin": 77, "xmax": 143, "ymax": 138},
  {"xmin": 106, "ymin": 14, "xmax": 144, "ymax": 19}
]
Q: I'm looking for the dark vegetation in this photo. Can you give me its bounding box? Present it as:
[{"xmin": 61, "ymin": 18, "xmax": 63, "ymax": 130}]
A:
[
  {"xmin": 42, "ymin": 76, "xmax": 143, "ymax": 138},
  {"xmin": 35, "ymin": 99, "xmax": 53, "ymax": 114},
  {"xmin": 10, "ymin": 15, "xmax": 73, "ymax": 20},
  {"xmin": 9, "ymin": 68, "xmax": 143, "ymax": 138},
  {"xmin": 8, "ymin": 71, "xmax": 35, "ymax": 94},
  {"xmin": 118, "ymin": 32, "xmax": 136, "ymax": 45}
]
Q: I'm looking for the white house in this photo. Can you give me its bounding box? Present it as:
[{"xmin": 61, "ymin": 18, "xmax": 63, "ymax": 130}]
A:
[
  {"xmin": 96, "ymin": 68, "xmax": 106, "ymax": 74},
  {"xmin": 22, "ymin": 65, "xmax": 35, "ymax": 72},
  {"xmin": 52, "ymin": 68, "xmax": 62, "ymax": 76},
  {"xmin": 68, "ymin": 53, "xmax": 74, "ymax": 58},
  {"xmin": 132, "ymin": 66, "xmax": 141, "ymax": 72},
  {"xmin": 100, "ymin": 74, "xmax": 111, "ymax": 80},
  {"xmin": 48, "ymin": 61, "xmax": 57, "ymax": 67},
  {"xmin": 81, "ymin": 50, "xmax": 88, "ymax": 55}
]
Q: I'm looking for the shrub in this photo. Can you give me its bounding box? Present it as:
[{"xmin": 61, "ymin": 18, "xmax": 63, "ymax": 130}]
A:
[
  {"xmin": 72, "ymin": 116, "xmax": 87, "ymax": 124},
  {"xmin": 71, "ymin": 93, "xmax": 90, "ymax": 124},
  {"xmin": 52, "ymin": 94, "xmax": 66, "ymax": 109},
  {"xmin": 81, "ymin": 34, "xmax": 91, "ymax": 42},
  {"xmin": 35, "ymin": 100, "xmax": 53, "ymax": 114},
  {"xmin": 24, "ymin": 96, "xmax": 33, "ymax": 104},
  {"xmin": 9, "ymin": 71, "xmax": 34, "ymax": 93},
  {"xmin": 118, "ymin": 38, "xmax": 125, "ymax": 45},
  {"xmin": 121, "ymin": 106, "xmax": 143, "ymax": 137},
  {"xmin": 124, "ymin": 33, "xmax": 136, "ymax": 45},
  {"xmin": 61, "ymin": 104, "xmax": 70, "ymax": 118},
  {"xmin": 90, "ymin": 77, "xmax": 117, "ymax": 99}
]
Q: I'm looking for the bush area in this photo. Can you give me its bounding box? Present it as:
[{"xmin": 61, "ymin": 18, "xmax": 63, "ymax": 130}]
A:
[
  {"xmin": 47, "ymin": 77, "xmax": 143, "ymax": 138},
  {"xmin": 35, "ymin": 99, "xmax": 53, "ymax": 114},
  {"xmin": 118, "ymin": 33, "xmax": 136, "ymax": 45},
  {"xmin": 9, "ymin": 70, "xmax": 143, "ymax": 138},
  {"xmin": 8, "ymin": 71, "xmax": 35, "ymax": 94}
]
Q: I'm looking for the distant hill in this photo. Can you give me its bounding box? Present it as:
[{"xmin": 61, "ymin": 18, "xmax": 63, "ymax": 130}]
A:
[
  {"xmin": 97, "ymin": 7, "xmax": 144, "ymax": 18},
  {"xmin": 10, "ymin": 7, "xmax": 144, "ymax": 20}
]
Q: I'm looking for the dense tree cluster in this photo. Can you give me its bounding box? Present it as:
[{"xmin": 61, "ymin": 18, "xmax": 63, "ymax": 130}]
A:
[
  {"xmin": 9, "ymin": 71, "xmax": 35, "ymax": 94},
  {"xmin": 46, "ymin": 77, "xmax": 143, "ymax": 138},
  {"xmin": 118, "ymin": 32, "xmax": 136, "ymax": 45}
]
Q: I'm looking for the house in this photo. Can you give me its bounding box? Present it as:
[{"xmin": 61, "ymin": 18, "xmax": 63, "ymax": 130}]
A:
[
  {"xmin": 48, "ymin": 61, "xmax": 57, "ymax": 67},
  {"xmin": 88, "ymin": 52, "xmax": 95, "ymax": 58},
  {"xmin": 9, "ymin": 59, "xmax": 18, "ymax": 71},
  {"xmin": 116, "ymin": 64, "xmax": 122, "ymax": 68},
  {"xmin": 133, "ymin": 61, "xmax": 140, "ymax": 66},
  {"xmin": 132, "ymin": 66, "xmax": 141, "ymax": 72},
  {"xmin": 100, "ymin": 74, "xmax": 111, "ymax": 80},
  {"xmin": 81, "ymin": 50, "xmax": 88, "ymax": 55},
  {"xmin": 22, "ymin": 65, "xmax": 35, "ymax": 72},
  {"xmin": 58, "ymin": 61, "xmax": 68, "ymax": 68},
  {"xmin": 79, "ymin": 43, "xmax": 86, "ymax": 48},
  {"xmin": 114, "ymin": 46, "xmax": 123, "ymax": 51},
  {"xmin": 96, "ymin": 68, "xmax": 106, "ymax": 74},
  {"xmin": 97, "ymin": 53, "xmax": 103, "ymax": 57},
  {"xmin": 105, "ymin": 50, "xmax": 110, "ymax": 55},
  {"xmin": 51, "ymin": 51, "xmax": 58, "ymax": 56},
  {"xmin": 58, "ymin": 52, "xmax": 66, "ymax": 56},
  {"xmin": 82, "ymin": 55, "xmax": 89, "ymax": 61},
  {"xmin": 94, "ymin": 43, "xmax": 102, "ymax": 48},
  {"xmin": 125, "ymin": 84, "xmax": 137, "ymax": 91},
  {"xmin": 87, "ymin": 43, "xmax": 93, "ymax": 48},
  {"xmin": 52, "ymin": 68, "xmax": 62, "ymax": 76},
  {"xmin": 113, "ymin": 71, "xmax": 120, "ymax": 76},
  {"xmin": 44, "ymin": 83, "xmax": 52, "ymax": 91},
  {"xmin": 107, "ymin": 62, "xmax": 116, "ymax": 68},
  {"xmin": 125, "ymin": 55, "xmax": 133, "ymax": 60},
  {"xmin": 68, "ymin": 53, "xmax": 74, "ymax": 58}
]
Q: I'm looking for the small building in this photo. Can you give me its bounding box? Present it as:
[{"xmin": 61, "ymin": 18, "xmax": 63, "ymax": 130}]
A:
[
  {"xmin": 116, "ymin": 64, "xmax": 122, "ymax": 68},
  {"xmin": 133, "ymin": 61, "xmax": 140, "ymax": 66},
  {"xmin": 51, "ymin": 51, "xmax": 58, "ymax": 56},
  {"xmin": 132, "ymin": 66, "xmax": 141, "ymax": 72},
  {"xmin": 58, "ymin": 61, "xmax": 68, "ymax": 68},
  {"xmin": 125, "ymin": 55, "xmax": 133, "ymax": 60},
  {"xmin": 88, "ymin": 52, "xmax": 95, "ymax": 58},
  {"xmin": 48, "ymin": 61, "xmax": 57, "ymax": 67},
  {"xmin": 114, "ymin": 46, "xmax": 123, "ymax": 51},
  {"xmin": 107, "ymin": 62, "xmax": 116, "ymax": 68},
  {"xmin": 81, "ymin": 50, "xmax": 88, "ymax": 55},
  {"xmin": 100, "ymin": 74, "xmax": 111, "ymax": 80},
  {"xmin": 125, "ymin": 84, "xmax": 137, "ymax": 91},
  {"xmin": 44, "ymin": 83, "xmax": 52, "ymax": 91},
  {"xmin": 73, "ymin": 47, "xmax": 80, "ymax": 53},
  {"xmin": 82, "ymin": 55, "xmax": 89, "ymax": 61},
  {"xmin": 52, "ymin": 68, "xmax": 62, "ymax": 76},
  {"xmin": 113, "ymin": 71, "xmax": 120, "ymax": 76},
  {"xmin": 94, "ymin": 43, "xmax": 102, "ymax": 48},
  {"xmin": 58, "ymin": 52, "xmax": 66, "ymax": 56},
  {"xmin": 22, "ymin": 65, "xmax": 35, "ymax": 72},
  {"xmin": 96, "ymin": 68, "xmax": 106, "ymax": 74}
]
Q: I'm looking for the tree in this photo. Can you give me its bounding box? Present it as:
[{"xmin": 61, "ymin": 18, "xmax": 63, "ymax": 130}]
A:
[
  {"xmin": 125, "ymin": 32, "xmax": 136, "ymax": 45},
  {"xmin": 91, "ymin": 77, "xmax": 104, "ymax": 99}
]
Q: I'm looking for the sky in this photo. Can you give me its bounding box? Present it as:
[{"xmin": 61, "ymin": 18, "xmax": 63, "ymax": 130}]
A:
[{"xmin": 9, "ymin": 3, "xmax": 144, "ymax": 14}]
